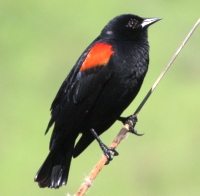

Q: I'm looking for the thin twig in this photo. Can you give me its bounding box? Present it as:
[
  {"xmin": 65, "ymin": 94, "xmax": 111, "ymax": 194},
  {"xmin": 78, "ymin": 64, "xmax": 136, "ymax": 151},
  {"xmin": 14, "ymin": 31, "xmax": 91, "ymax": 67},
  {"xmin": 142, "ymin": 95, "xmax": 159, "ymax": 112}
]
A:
[
  {"xmin": 134, "ymin": 17, "xmax": 200, "ymax": 116},
  {"xmin": 74, "ymin": 18, "xmax": 200, "ymax": 196}
]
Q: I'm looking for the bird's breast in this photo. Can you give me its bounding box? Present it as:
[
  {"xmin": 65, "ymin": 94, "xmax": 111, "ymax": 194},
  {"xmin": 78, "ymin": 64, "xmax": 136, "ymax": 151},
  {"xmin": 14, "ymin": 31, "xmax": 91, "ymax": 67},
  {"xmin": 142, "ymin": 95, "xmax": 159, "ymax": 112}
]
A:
[{"xmin": 112, "ymin": 43, "xmax": 149, "ymax": 87}]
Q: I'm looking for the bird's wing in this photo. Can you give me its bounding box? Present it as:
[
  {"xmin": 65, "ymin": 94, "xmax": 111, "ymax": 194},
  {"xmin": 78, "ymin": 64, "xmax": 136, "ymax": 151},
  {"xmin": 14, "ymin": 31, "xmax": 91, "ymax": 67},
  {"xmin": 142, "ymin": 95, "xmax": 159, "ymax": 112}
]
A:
[{"xmin": 45, "ymin": 40, "xmax": 115, "ymax": 150}]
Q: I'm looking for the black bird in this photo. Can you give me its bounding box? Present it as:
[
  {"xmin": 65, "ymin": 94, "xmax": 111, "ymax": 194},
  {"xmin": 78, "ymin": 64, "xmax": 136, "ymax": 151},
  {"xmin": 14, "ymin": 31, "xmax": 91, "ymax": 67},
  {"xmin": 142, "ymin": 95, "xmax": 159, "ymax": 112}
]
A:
[{"xmin": 34, "ymin": 14, "xmax": 160, "ymax": 188}]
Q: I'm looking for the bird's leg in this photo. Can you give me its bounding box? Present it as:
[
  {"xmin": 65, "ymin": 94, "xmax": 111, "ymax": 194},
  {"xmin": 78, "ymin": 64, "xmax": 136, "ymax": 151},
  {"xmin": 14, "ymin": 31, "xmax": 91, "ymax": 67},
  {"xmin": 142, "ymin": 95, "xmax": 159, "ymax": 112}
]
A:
[
  {"xmin": 117, "ymin": 115, "xmax": 144, "ymax": 136},
  {"xmin": 90, "ymin": 128, "xmax": 118, "ymax": 165}
]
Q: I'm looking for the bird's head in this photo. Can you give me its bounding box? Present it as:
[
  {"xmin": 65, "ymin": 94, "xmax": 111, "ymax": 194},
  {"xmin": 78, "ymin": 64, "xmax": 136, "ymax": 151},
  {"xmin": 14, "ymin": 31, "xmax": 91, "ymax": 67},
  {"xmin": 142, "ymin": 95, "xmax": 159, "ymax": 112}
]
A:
[{"xmin": 101, "ymin": 14, "xmax": 161, "ymax": 41}]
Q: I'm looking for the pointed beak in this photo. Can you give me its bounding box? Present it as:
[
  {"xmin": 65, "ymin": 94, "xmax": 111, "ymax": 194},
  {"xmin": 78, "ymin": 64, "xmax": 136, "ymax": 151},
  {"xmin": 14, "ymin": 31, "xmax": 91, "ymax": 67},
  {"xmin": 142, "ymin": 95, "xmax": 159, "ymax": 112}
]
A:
[{"xmin": 141, "ymin": 18, "xmax": 162, "ymax": 28}]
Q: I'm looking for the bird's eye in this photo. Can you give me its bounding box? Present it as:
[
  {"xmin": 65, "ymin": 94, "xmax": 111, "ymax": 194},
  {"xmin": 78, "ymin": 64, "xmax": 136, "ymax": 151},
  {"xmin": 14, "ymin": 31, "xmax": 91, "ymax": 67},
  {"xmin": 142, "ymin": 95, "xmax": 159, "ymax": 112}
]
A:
[{"xmin": 126, "ymin": 19, "xmax": 139, "ymax": 29}]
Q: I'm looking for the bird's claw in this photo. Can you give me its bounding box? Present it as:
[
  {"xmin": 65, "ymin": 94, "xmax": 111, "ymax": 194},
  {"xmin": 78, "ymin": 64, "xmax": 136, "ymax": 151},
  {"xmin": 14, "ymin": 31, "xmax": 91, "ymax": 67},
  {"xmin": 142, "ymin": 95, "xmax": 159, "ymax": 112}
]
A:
[
  {"xmin": 126, "ymin": 115, "xmax": 144, "ymax": 136},
  {"xmin": 90, "ymin": 128, "xmax": 118, "ymax": 165},
  {"xmin": 118, "ymin": 115, "xmax": 144, "ymax": 136},
  {"xmin": 129, "ymin": 127, "xmax": 144, "ymax": 136},
  {"xmin": 100, "ymin": 143, "xmax": 119, "ymax": 165}
]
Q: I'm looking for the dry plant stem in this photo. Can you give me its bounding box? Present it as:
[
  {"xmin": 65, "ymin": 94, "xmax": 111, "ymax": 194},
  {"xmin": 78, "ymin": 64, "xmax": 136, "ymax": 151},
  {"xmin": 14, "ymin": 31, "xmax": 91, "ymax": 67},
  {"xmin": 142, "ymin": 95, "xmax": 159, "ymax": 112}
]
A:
[
  {"xmin": 74, "ymin": 18, "xmax": 200, "ymax": 196},
  {"xmin": 134, "ymin": 18, "xmax": 200, "ymax": 116},
  {"xmin": 75, "ymin": 124, "xmax": 130, "ymax": 196}
]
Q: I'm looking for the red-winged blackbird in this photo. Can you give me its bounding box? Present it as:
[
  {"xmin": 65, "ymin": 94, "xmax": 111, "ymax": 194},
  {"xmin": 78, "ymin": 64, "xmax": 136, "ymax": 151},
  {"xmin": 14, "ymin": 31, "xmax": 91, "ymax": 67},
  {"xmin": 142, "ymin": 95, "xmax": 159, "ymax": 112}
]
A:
[{"xmin": 34, "ymin": 14, "xmax": 160, "ymax": 188}]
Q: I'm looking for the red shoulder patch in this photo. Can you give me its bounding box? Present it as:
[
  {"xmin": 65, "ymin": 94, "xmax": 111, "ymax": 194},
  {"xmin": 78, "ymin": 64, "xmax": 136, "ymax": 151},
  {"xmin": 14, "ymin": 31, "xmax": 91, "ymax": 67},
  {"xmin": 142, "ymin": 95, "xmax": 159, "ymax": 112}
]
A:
[{"xmin": 80, "ymin": 43, "xmax": 114, "ymax": 72}]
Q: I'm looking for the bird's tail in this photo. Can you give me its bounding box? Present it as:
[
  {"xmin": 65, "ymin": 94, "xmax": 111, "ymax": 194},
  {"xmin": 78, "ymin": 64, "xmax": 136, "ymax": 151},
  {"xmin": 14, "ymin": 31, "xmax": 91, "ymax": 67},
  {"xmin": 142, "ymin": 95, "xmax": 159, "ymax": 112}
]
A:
[{"xmin": 34, "ymin": 141, "xmax": 74, "ymax": 188}]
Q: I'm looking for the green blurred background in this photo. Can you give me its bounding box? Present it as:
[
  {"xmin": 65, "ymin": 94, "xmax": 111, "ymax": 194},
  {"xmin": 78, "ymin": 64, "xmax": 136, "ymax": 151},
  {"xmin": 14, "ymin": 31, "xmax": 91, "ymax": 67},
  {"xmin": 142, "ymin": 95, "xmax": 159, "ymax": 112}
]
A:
[{"xmin": 1, "ymin": 1, "xmax": 200, "ymax": 195}]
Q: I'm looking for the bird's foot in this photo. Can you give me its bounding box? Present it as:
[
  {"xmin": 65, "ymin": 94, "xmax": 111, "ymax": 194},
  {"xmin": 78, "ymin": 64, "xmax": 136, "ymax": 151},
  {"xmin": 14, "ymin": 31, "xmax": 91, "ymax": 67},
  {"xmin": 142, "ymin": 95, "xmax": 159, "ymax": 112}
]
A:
[
  {"xmin": 90, "ymin": 128, "xmax": 118, "ymax": 165},
  {"xmin": 118, "ymin": 115, "xmax": 144, "ymax": 136}
]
